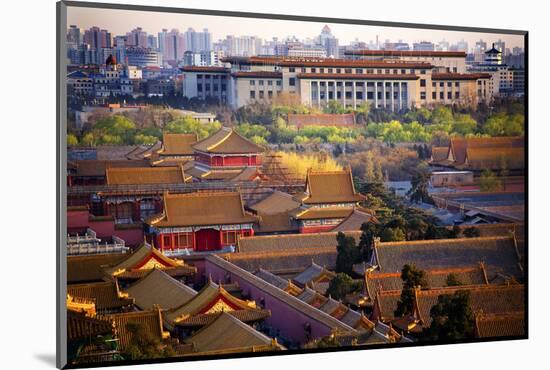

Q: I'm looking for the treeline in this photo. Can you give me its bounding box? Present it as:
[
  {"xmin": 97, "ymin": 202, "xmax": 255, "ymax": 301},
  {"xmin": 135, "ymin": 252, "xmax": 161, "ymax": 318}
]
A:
[
  {"xmin": 230, "ymin": 102, "xmax": 525, "ymax": 146},
  {"xmin": 69, "ymin": 97, "xmax": 525, "ymax": 148},
  {"xmin": 67, "ymin": 114, "xmax": 221, "ymax": 147}
]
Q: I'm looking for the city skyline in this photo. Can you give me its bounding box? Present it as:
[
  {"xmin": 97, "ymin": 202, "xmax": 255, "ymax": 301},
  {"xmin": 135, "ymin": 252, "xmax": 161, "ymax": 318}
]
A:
[{"xmin": 68, "ymin": 7, "xmax": 525, "ymax": 51}]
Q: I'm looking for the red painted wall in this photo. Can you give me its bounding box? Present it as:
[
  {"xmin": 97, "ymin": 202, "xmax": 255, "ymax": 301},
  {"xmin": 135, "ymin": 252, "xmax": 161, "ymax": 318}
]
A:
[
  {"xmin": 195, "ymin": 152, "xmax": 261, "ymax": 168},
  {"xmin": 156, "ymin": 228, "xmax": 253, "ymax": 252},
  {"xmin": 299, "ymin": 224, "xmax": 337, "ymax": 234},
  {"xmin": 67, "ymin": 209, "xmax": 144, "ymax": 247},
  {"xmin": 195, "ymin": 229, "xmax": 221, "ymax": 251},
  {"xmin": 223, "ymin": 156, "xmax": 251, "ymax": 166}
]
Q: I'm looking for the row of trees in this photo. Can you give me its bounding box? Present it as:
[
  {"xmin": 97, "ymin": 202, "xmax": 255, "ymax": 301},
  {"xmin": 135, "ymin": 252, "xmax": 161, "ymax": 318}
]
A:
[
  {"xmin": 364, "ymin": 112, "xmax": 523, "ymax": 145},
  {"xmin": 235, "ymin": 99, "xmax": 525, "ymax": 145},
  {"xmin": 69, "ymin": 101, "xmax": 524, "ymax": 148},
  {"xmin": 68, "ymin": 114, "xmax": 222, "ymax": 147}
]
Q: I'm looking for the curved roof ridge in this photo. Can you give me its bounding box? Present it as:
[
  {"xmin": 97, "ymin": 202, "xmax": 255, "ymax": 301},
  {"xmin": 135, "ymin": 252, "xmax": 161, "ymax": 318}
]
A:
[
  {"xmin": 417, "ymin": 283, "xmax": 524, "ymax": 295},
  {"xmin": 377, "ymin": 235, "xmax": 512, "ymax": 247}
]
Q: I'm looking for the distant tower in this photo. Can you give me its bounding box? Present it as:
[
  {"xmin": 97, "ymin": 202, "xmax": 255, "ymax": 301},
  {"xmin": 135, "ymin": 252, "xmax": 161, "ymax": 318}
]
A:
[{"xmin": 484, "ymin": 43, "xmax": 502, "ymax": 65}]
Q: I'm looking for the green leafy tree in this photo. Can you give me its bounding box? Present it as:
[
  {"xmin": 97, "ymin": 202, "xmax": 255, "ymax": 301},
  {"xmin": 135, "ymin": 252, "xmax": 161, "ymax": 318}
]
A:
[
  {"xmin": 123, "ymin": 322, "xmax": 174, "ymax": 360},
  {"xmin": 479, "ymin": 169, "xmax": 502, "ymax": 192},
  {"xmin": 422, "ymin": 290, "xmax": 475, "ymax": 341},
  {"xmin": 463, "ymin": 227, "xmax": 481, "ymax": 238},
  {"xmin": 503, "ymin": 114, "xmax": 525, "ymax": 136},
  {"xmin": 364, "ymin": 194, "xmax": 384, "ymax": 211},
  {"xmin": 406, "ymin": 217, "xmax": 429, "ymax": 240},
  {"xmin": 324, "ymin": 100, "xmax": 346, "ymax": 114},
  {"xmin": 482, "ymin": 113, "xmax": 524, "ymax": 137},
  {"xmin": 81, "ymin": 132, "xmax": 97, "ymax": 147},
  {"xmin": 404, "ymin": 121, "xmax": 431, "ymax": 142},
  {"xmin": 374, "ymin": 158, "xmax": 384, "ymax": 182},
  {"xmin": 444, "ymin": 225, "xmax": 461, "ymax": 239},
  {"xmin": 380, "ymin": 227, "xmax": 406, "ymax": 242},
  {"xmin": 358, "ymin": 222, "xmax": 378, "ymax": 262},
  {"xmin": 395, "ymin": 264, "xmax": 428, "ymax": 317},
  {"xmin": 133, "ymin": 134, "xmax": 159, "ymax": 145},
  {"xmin": 354, "ymin": 101, "xmax": 371, "ymax": 124},
  {"xmin": 326, "ymin": 273, "xmax": 361, "ymax": 300},
  {"xmin": 431, "ymin": 106, "xmax": 454, "ymax": 125},
  {"xmin": 335, "ymin": 232, "xmax": 360, "ymax": 275},
  {"xmin": 164, "ymin": 116, "xmax": 221, "ymax": 139},
  {"xmin": 236, "ymin": 123, "xmax": 271, "ymax": 142},
  {"xmin": 94, "ymin": 115, "xmax": 137, "ymax": 144},
  {"xmin": 445, "ymin": 273, "xmax": 463, "ymax": 287},
  {"xmin": 425, "ymin": 224, "xmax": 438, "ymax": 239},
  {"xmin": 407, "ymin": 166, "xmax": 434, "ymax": 204},
  {"xmin": 293, "ymin": 135, "xmax": 310, "ymax": 145},
  {"xmin": 383, "ymin": 121, "xmax": 411, "ymax": 144},
  {"xmin": 138, "ymin": 126, "xmax": 162, "ymax": 139},
  {"xmin": 100, "ymin": 134, "xmax": 124, "ymax": 145},
  {"xmin": 452, "ymin": 114, "xmax": 477, "ymax": 136},
  {"xmin": 303, "ymin": 333, "xmax": 341, "ymax": 349},
  {"xmin": 274, "ymin": 116, "xmax": 287, "ymax": 128},
  {"xmin": 67, "ymin": 133, "xmax": 78, "ymax": 146}
]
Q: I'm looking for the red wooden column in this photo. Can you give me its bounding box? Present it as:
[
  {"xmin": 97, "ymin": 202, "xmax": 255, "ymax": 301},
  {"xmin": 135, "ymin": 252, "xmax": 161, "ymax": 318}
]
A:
[
  {"xmin": 191, "ymin": 231, "xmax": 196, "ymax": 250},
  {"xmin": 133, "ymin": 200, "xmax": 141, "ymax": 222}
]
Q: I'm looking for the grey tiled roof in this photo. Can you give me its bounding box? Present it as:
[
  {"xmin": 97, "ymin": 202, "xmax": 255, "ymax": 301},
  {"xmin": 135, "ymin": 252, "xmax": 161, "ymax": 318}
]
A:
[
  {"xmin": 292, "ymin": 262, "xmax": 335, "ymax": 287},
  {"xmin": 364, "ymin": 265, "xmax": 489, "ymax": 301},
  {"xmin": 222, "ymin": 247, "xmax": 337, "ymax": 275},
  {"xmin": 254, "ymin": 268, "xmax": 291, "ymax": 290},
  {"xmin": 374, "ymin": 236, "xmax": 523, "ymax": 280},
  {"xmin": 238, "ymin": 231, "xmax": 362, "ymax": 253}
]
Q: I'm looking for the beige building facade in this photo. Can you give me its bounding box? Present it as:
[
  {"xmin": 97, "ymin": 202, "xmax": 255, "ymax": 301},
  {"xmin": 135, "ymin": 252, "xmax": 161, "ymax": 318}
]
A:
[{"xmin": 182, "ymin": 55, "xmax": 490, "ymax": 110}]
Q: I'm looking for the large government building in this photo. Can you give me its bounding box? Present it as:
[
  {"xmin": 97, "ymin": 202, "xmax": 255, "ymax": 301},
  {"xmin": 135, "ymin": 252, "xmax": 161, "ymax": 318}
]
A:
[{"xmin": 182, "ymin": 52, "xmax": 491, "ymax": 110}]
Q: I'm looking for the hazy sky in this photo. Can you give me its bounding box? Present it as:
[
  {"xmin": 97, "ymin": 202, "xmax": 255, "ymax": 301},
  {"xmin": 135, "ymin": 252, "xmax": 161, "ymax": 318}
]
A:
[{"xmin": 68, "ymin": 6, "xmax": 525, "ymax": 50}]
